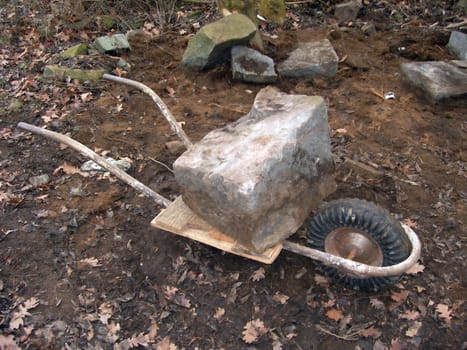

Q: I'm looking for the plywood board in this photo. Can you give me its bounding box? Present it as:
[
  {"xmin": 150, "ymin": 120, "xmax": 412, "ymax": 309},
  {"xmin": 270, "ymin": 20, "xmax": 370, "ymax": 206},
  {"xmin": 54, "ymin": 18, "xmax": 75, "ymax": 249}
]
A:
[{"xmin": 151, "ymin": 197, "xmax": 282, "ymax": 264}]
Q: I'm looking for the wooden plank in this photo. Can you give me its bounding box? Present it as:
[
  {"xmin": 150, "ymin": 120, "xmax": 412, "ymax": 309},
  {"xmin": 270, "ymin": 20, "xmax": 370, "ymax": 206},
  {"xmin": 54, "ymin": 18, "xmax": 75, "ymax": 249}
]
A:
[{"xmin": 151, "ymin": 197, "xmax": 282, "ymax": 264}]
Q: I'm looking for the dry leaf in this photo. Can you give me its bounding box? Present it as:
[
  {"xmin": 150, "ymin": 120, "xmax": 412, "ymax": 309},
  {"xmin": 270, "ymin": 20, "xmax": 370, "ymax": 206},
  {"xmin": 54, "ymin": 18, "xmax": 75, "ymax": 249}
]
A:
[
  {"xmin": 128, "ymin": 332, "xmax": 149, "ymax": 348},
  {"xmin": 370, "ymin": 298, "xmax": 385, "ymax": 310},
  {"xmin": 402, "ymin": 218, "xmax": 418, "ymax": 228},
  {"xmin": 80, "ymin": 92, "xmax": 93, "ymax": 103},
  {"xmin": 399, "ymin": 310, "xmax": 420, "ymax": 320},
  {"xmin": 0, "ymin": 334, "xmax": 19, "ymax": 350},
  {"xmin": 53, "ymin": 162, "xmax": 88, "ymax": 177},
  {"xmin": 9, "ymin": 297, "xmax": 39, "ymax": 330},
  {"xmin": 314, "ymin": 274, "xmax": 330, "ymax": 287},
  {"xmin": 325, "ymin": 308, "xmax": 343, "ymax": 321},
  {"xmin": 272, "ymin": 292, "xmax": 289, "ymax": 305},
  {"xmin": 242, "ymin": 319, "xmax": 268, "ymax": 344},
  {"xmin": 436, "ymin": 304, "xmax": 452, "ymax": 325},
  {"xmin": 390, "ymin": 290, "xmax": 409, "ymax": 303},
  {"xmin": 147, "ymin": 319, "xmax": 159, "ymax": 340},
  {"xmin": 250, "ymin": 267, "xmax": 266, "ymax": 282},
  {"xmin": 166, "ymin": 87, "xmax": 176, "ymax": 97},
  {"xmin": 77, "ymin": 257, "xmax": 101, "ymax": 269},
  {"xmin": 406, "ymin": 262, "xmax": 425, "ymax": 274},
  {"xmin": 98, "ymin": 303, "xmax": 113, "ymax": 325},
  {"xmin": 405, "ymin": 321, "xmax": 422, "ymax": 337},
  {"xmin": 390, "ymin": 338, "xmax": 403, "ymax": 350},
  {"xmin": 214, "ymin": 307, "xmax": 225, "ymax": 320},
  {"xmin": 360, "ymin": 326, "xmax": 382, "ymax": 338}
]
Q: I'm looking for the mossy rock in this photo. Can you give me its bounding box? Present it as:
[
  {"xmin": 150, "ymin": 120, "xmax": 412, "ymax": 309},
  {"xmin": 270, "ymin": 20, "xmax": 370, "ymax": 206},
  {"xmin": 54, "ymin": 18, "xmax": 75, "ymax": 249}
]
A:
[
  {"xmin": 60, "ymin": 44, "xmax": 88, "ymax": 59},
  {"xmin": 43, "ymin": 65, "xmax": 108, "ymax": 82}
]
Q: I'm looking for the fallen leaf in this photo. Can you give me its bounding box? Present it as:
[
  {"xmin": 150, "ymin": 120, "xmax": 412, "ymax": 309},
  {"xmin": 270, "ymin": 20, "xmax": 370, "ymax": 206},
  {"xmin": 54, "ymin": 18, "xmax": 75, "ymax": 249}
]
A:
[
  {"xmin": 147, "ymin": 318, "xmax": 159, "ymax": 340},
  {"xmin": 314, "ymin": 274, "xmax": 330, "ymax": 287},
  {"xmin": 405, "ymin": 262, "xmax": 425, "ymax": 274},
  {"xmin": 390, "ymin": 290, "xmax": 409, "ymax": 303},
  {"xmin": 403, "ymin": 218, "xmax": 418, "ymax": 229},
  {"xmin": 53, "ymin": 162, "xmax": 88, "ymax": 177},
  {"xmin": 0, "ymin": 334, "xmax": 19, "ymax": 350},
  {"xmin": 98, "ymin": 302, "xmax": 113, "ymax": 325},
  {"xmin": 390, "ymin": 338, "xmax": 403, "ymax": 350},
  {"xmin": 250, "ymin": 267, "xmax": 266, "ymax": 282},
  {"xmin": 128, "ymin": 332, "xmax": 149, "ymax": 348},
  {"xmin": 166, "ymin": 87, "xmax": 176, "ymax": 97},
  {"xmin": 436, "ymin": 304, "xmax": 452, "ymax": 325},
  {"xmin": 360, "ymin": 326, "xmax": 382, "ymax": 338},
  {"xmin": 405, "ymin": 321, "xmax": 422, "ymax": 337},
  {"xmin": 242, "ymin": 319, "xmax": 268, "ymax": 344},
  {"xmin": 214, "ymin": 307, "xmax": 225, "ymax": 320},
  {"xmin": 77, "ymin": 257, "xmax": 102, "ymax": 269},
  {"xmin": 80, "ymin": 92, "xmax": 93, "ymax": 103},
  {"xmin": 9, "ymin": 297, "xmax": 39, "ymax": 330},
  {"xmin": 400, "ymin": 310, "xmax": 420, "ymax": 320},
  {"xmin": 370, "ymin": 298, "xmax": 385, "ymax": 310},
  {"xmin": 272, "ymin": 292, "xmax": 289, "ymax": 305},
  {"xmin": 325, "ymin": 308, "xmax": 343, "ymax": 321}
]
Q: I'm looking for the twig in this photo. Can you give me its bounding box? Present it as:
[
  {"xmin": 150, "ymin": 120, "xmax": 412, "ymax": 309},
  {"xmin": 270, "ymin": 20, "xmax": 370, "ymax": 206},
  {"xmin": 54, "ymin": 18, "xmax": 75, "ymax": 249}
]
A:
[
  {"xmin": 446, "ymin": 19, "xmax": 467, "ymax": 29},
  {"xmin": 208, "ymin": 103, "xmax": 246, "ymax": 114},
  {"xmin": 102, "ymin": 74, "xmax": 193, "ymax": 149},
  {"xmin": 17, "ymin": 122, "xmax": 172, "ymax": 208},
  {"xmin": 369, "ymin": 87, "xmax": 385, "ymax": 100},
  {"xmin": 147, "ymin": 155, "xmax": 174, "ymax": 173},
  {"xmin": 315, "ymin": 325, "xmax": 359, "ymax": 341}
]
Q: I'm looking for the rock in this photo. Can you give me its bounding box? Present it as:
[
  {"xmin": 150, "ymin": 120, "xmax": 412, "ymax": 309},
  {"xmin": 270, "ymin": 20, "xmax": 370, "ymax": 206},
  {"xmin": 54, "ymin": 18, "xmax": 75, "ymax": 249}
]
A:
[
  {"xmin": 60, "ymin": 43, "xmax": 88, "ymax": 59},
  {"xmin": 100, "ymin": 14, "xmax": 116, "ymax": 30},
  {"xmin": 174, "ymin": 87, "xmax": 336, "ymax": 252},
  {"xmin": 117, "ymin": 58, "xmax": 130, "ymax": 70},
  {"xmin": 447, "ymin": 31, "xmax": 467, "ymax": 60},
  {"xmin": 29, "ymin": 174, "xmax": 50, "ymax": 187},
  {"xmin": 80, "ymin": 157, "xmax": 132, "ymax": 172},
  {"xmin": 277, "ymin": 39, "xmax": 339, "ymax": 78},
  {"xmin": 92, "ymin": 33, "xmax": 131, "ymax": 54},
  {"xmin": 166, "ymin": 140, "xmax": 186, "ymax": 156},
  {"xmin": 43, "ymin": 65, "xmax": 108, "ymax": 82},
  {"xmin": 334, "ymin": 0, "xmax": 362, "ymax": 24},
  {"xmin": 231, "ymin": 46, "xmax": 277, "ymax": 83},
  {"xmin": 182, "ymin": 14, "xmax": 257, "ymax": 71},
  {"xmin": 346, "ymin": 54, "xmax": 370, "ymax": 71},
  {"xmin": 8, "ymin": 98, "xmax": 23, "ymax": 112},
  {"xmin": 451, "ymin": 60, "xmax": 467, "ymax": 69},
  {"xmin": 361, "ymin": 22, "xmax": 376, "ymax": 35},
  {"xmin": 400, "ymin": 61, "xmax": 467, "ymax": 102}
]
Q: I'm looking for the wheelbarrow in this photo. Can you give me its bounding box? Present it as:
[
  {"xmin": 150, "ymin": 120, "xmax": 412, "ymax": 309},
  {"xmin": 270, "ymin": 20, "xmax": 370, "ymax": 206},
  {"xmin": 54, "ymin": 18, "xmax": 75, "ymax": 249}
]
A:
[{"xmin": 17, "ymin": 74, "xmax": 421, "ymax": 292}]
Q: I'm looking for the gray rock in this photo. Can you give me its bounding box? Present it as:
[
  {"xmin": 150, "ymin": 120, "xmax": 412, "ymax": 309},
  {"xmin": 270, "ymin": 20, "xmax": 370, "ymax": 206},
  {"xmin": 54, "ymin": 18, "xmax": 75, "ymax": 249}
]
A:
[
  {"xmin": 174, "ymin": 87, "xmax": 336, "ymax": 253},
  {"xmin": 80, "ymin": 157, "xmax": 132, "ymax": 172},
  {"xmin": 400, "ymin": 61, "xmax": 467, "ymax": 102},
  {"xmin": 334, "ymin": 0, "xmax": 362, "ymax": 23},
  {"xmin": 231, "ymin": 46, "xmax": 277, "ymax": 83},
  {"xmin": 361, "ymin": 22, "xmax": 376, "ymax": 35},
  {"xmin": 182, "ymin": 14, "xmax": 257, "ymax": 71},
  {"xmin": 166, "ymin": 140, "xmax": 186, "ymax": 156},
  {"xmin": 93, "ymin": 33, "xmax": 131, "ymax": 54},
  {"xmin": 29, "ymin": 174, "xmax": 50, "ymax": 187},
  {"xmin": 447, "ymin": 31, "xmax": 467, "ymax": 60},
  {"xmin": 277, "ymin": 39, "xmax": 339, "ymax": 78},
  {"xmin": 451, "ymin": 59, "xmax": 467, "ymax": 68}
]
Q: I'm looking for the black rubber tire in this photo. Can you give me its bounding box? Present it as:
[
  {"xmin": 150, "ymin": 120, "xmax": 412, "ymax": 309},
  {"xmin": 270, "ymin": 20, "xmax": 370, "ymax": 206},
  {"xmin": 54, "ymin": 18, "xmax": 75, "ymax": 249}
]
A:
[{"xmin": 306, "ymin": 198, "xmax": 411, "ymax": 292}]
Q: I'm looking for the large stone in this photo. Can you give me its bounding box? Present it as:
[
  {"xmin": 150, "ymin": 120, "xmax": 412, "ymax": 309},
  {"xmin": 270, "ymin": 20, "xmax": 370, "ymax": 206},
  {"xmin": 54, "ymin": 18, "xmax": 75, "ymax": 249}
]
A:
[
  {"xmin": 277, "ymin": 39, "xmax": 339, "ymax": 78},
  {"xmin": 43, "ymin": 65, "xmax": 108, "ymax": 82},
  {"xmin": 400, "ymin": 61, "xmax": 467, "ymax": 102},
  {"xmin": 447, "ymin": 31, "xmax": 467, "ymax": 60},
  {"xmin": 334, "ymin": 0, "xmax": 362, "ymax": 24},
  {"xmin": 93, "ymin": 33, "xmax": 131, "ymax": 54},
  {"xmin": 231, "ymin": 46, "xmax": 277, "ymax": 83},
  {"xmin": 182, "ymin": 14, "xmax": 257, "ymax": 71},
  {"xmin": 174, "ymin": 87, "xmax": 336, "ymax": 253}
]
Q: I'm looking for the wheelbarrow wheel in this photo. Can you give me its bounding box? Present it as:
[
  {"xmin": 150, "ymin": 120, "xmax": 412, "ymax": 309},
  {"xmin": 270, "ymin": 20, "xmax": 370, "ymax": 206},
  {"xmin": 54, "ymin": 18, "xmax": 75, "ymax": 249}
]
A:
[{"xmin": 306, "ymin": 198, "xmax": 411, "ymax": 292}]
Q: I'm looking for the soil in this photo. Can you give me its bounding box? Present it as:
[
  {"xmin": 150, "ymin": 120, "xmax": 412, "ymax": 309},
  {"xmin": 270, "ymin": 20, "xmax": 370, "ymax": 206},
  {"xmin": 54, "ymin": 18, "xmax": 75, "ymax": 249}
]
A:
[{"xmin": 0, "ymin": 1, "xmax": 466, "ymax": 349}]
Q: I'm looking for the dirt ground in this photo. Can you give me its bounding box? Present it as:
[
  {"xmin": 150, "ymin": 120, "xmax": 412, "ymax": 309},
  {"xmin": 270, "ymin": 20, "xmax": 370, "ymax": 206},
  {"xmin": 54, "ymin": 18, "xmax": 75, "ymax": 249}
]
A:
[{"xmin": 0, "ymin": 1, "xmax": 466, "ymax": 349}]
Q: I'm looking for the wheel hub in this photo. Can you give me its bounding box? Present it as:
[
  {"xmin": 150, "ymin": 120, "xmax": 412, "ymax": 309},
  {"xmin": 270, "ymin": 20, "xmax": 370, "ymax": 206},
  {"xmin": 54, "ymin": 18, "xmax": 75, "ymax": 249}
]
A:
[{"xmin": 324, "ymin": 228, "xmax": 384, "ymax": 266}]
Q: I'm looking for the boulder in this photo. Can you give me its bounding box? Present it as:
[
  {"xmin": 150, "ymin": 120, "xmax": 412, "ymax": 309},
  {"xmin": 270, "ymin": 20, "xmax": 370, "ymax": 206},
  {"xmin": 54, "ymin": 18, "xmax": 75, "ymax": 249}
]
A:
[
  {"xmin": 277, "ymin": 39, "xmax": 339, "ymax": 78},
  {"xmin": 182, "ymin": 14, "xmax": 257, "ymax": 71},
  {"xmin": 400, "ymin": 61, "xmax": 467, "ymax": 102},
  {"xmin": 447, "ymin": 31, "xmax": 467, "ymax": 60},
  {"xmin": 60, "ymin": 43, "xmax": 88, "ymax": 59},
  {"xmin": 93, "ymin": 33, "xmax": 131, "ymax": 54},
  {"xmin": 43, "ymin": 65, "xmax": 108, "ymax": 82},
  {"xmin": 334, "ymin": 0, "xmax": 362, "ymax": 24},
  {"xmin": 231, "ymin": 46, "xmax": 277, "ymax": 83},
  {"xmin": 174, "ymin": 87, "xmax": 336, "ymax": 253}
]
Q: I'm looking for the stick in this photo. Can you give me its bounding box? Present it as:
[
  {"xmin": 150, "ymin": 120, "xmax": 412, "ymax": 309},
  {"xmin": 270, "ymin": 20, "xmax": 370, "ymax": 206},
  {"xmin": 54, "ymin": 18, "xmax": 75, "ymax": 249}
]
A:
[
  {"xmin": 102, "ymin": 74, "xmax": 193, "ymax": 150},
  {"xmin": 17, "ymin": 122, "xmax": 172, "ymax": 208}
]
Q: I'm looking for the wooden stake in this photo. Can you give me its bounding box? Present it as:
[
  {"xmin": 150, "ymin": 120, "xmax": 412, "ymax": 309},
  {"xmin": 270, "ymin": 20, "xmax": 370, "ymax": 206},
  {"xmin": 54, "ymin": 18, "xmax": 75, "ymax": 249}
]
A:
[{"xmin": 17, "ymin": 122, "xmax": 172, "ymax": 208}]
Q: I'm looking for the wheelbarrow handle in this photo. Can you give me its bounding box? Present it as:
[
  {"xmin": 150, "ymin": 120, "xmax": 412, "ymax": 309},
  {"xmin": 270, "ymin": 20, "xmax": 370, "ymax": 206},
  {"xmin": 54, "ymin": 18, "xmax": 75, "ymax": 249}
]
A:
[{"xmin": 282, "ymin": 224, "xmax": 422, "ymax": 278}]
